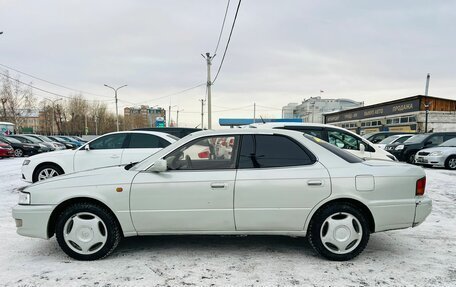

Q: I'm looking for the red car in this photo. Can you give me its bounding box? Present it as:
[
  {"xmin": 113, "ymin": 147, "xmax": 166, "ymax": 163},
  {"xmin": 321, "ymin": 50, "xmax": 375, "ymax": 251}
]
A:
[{"xmin": 0, "ymin": 142, "xmax": 14, "ymax": 158}]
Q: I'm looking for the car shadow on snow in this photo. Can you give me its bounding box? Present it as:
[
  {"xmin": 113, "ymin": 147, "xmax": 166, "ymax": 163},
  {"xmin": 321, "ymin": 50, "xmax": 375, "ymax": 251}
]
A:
[{"xmin": 113, "ymin": 235, "xmax": 317, "ymax": 258}]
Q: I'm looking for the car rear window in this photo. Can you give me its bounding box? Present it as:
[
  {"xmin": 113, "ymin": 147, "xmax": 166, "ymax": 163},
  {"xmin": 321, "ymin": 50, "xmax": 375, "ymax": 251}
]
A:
[{"xmin": 304, "ymin": 134, "xmax": 363, "ymax": 163}]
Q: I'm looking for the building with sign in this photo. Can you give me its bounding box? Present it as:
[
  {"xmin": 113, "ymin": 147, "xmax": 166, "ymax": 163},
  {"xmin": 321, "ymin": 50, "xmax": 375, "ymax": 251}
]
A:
[
  {"xmin": 282, "ymin": 97, "xmax": 363, "ymax": 123},
  {"xmin": 124, "ymin": 105, "xmax": 166, "ymax": 129},
  {"xmin": 323, "ymin": 95, "xmax": 456, "ymax": 134}
]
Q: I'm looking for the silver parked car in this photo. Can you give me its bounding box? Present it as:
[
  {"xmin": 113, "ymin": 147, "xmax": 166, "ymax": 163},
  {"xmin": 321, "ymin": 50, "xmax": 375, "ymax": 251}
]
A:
[{"xmin": 415, "ymin": 137, "xmax": 456, "ymax": 170}]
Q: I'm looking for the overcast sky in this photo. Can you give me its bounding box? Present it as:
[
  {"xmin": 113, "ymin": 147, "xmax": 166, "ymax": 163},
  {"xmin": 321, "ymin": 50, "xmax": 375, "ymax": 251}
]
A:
[{"xmin": 1, "ymin": 0, "xmax": 455, "ymax": 128}]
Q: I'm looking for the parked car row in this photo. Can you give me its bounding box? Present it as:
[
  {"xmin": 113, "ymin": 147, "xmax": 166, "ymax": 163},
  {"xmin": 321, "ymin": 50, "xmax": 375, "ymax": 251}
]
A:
[
  {"xmin": 0, "ymin": 134, "xmax": 87, "ymax": 157},
  {"xmin": 371, "ymin": 132, "xmax": 456, "ymax": 170}
]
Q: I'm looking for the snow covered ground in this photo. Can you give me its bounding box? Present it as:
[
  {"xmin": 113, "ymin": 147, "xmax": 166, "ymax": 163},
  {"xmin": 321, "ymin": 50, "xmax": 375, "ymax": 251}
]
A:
[{"xmin": 0, "ymin": 157, "xmax": 455, "ymax": 287}]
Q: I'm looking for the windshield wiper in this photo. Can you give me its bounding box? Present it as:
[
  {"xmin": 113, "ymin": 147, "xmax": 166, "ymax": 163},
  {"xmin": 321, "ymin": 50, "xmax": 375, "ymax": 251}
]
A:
[{"xmin": 124, "ymin": 162, "xmax": 139, "ymax": 170}]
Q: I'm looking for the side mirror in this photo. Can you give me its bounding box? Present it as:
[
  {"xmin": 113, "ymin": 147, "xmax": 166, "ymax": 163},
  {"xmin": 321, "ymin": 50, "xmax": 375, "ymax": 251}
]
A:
[
  {"xmin": 149, "ymin": 159, "xmax": 167, "ymax": 172},
  {"xmin": 84, "ymin": 144, "xmax": 90, "ymax": 151},
  {"xmin": 359, "ymin": 143, "xmax": 366, "ymax": 152}
]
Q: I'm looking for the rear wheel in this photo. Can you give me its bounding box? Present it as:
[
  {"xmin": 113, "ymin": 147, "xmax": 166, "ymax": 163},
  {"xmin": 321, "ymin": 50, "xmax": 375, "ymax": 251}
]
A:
[
  {"xmin": 445, "ymin": 155, "xmax": 456, "ymax": 170},
  {"xmin": 308, "ymin": 203, "xmax": 370, "ymax": 261},
  {"xmin": 55, "ymin": 202, "xmax": 121, "ymax": 260}
]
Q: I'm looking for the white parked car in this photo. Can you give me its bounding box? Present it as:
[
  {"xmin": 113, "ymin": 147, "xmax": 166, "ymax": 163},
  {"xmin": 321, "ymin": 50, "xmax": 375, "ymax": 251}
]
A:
[
  {"xmin": 248, "ymin": 123, "xmax": 397, "ymax": 161},
  {"xmin": 415, "ymin": 137, "xmax": 456, "ymax": 170},
  {"xmin": 21, "ymin": 131, "xmax": 177, "ymax": 182},
  {"xmin": 13, "ymin": 129, "xmax": 431, "ymax": 261},
  {"xmin": 376, "ymin": 134, "xmax": 414, "ymax": 150}
]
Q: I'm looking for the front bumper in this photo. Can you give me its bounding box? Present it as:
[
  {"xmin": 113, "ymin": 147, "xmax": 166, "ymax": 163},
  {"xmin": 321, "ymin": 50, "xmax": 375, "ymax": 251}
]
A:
[
  {"xmin": 388, "ymin": 150, "xmax": 406, "ymax": 161},
  {"xmin": 415, "ymin": 155, "xmax": 446, "ymax": 167},
  {"xmin": 12, "ymin": 204, "xmax": 55, "ymax": 239},
  {"xmin": 413, "ymin": 196, "xmax": 432, "ymax": 227}
]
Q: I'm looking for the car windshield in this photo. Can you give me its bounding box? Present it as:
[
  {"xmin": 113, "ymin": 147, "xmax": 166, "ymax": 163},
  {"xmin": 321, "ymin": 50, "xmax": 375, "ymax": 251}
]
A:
[
  {"xmin": 303, "ymin": 134, "xmax": 363, "ymax": 163},
  {"xmin": 379, "ymin": 135, "xmax": 400, "ymax": 144},
  {"xmin": 439, "ymin": 138, "xmax": 456, "ymax": 147},
  {"xmin": 51, "ymin": 137, "xmax": 67, "ymax": 143},
  {"xmin": 37, "ymin": 136, "xmax": 53, "ymax": 142},
  {"xmin": 361, "ymin": 133, "xmax": 375, "ymax": 139},
  {"xmin": 20, "ymin": 135, "xmax": 42, "ymax": 143},
  {"xmin": 404, "ymin": 134, "xmax": 428, "ymax": 144}
]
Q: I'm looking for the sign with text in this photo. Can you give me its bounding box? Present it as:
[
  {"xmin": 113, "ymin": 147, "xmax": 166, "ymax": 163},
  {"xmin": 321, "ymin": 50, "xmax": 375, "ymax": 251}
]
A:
[{"xmin": 325, "ymin": 98, "xmax": 420, "ymax": 123}]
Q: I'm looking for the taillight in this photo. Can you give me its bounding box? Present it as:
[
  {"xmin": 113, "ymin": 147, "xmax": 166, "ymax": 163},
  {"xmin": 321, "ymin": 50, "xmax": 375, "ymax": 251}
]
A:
[
  {"xmin": 416, "ymin": 177, "xmax": 426, "ymax": 196},
  {"xmin": 198, "ymin": 151, "xmax": 210, "ymax": 158}
]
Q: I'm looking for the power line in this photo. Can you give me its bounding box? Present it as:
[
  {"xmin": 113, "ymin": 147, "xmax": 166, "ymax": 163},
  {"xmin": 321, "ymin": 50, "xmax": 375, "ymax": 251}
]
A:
[
  {"xmin": 0, "ymin": 63, "xmax": 113, "ymax": 100},
  {"xmin": 131, "ymin": 83, "xmax": 205, "ymax": 105},
  {"xmin": 214, "ymin": 0, "xmax": 231, "ymax": 55},
  {"xmin": 0, "ymin": 71, "xmax": 112, "ymax": 102},
  {"xmin": 212, "ymin": 0, "xmax": 242, "ymax": 84}
]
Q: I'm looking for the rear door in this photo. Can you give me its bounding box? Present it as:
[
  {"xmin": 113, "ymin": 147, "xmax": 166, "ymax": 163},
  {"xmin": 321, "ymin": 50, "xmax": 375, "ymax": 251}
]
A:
[
  {"xmin": 121, "ymin": 133, "xmax": 171, "ymax": 164},
  {"xmin": 234, "ymin": 134, "xmax": 331, "ymax": 231}
]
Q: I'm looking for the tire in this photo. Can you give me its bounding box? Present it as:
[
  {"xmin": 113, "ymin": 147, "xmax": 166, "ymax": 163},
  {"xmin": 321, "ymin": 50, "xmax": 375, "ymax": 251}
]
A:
[
  {"xmin": 55, "ymin": 202, "xmax": 121, "ymax": 261},
  {"xmin": 406, "ymin": 151, "xmax": 417, "ymax": 164},
  {"xmin": 33, "ymin": 164, "xmax": 64, "ymax": 182},
  {"xmin": 445, "ymin": 155, "xmax": 456, "ymax": 170},
  {"xmin": 14, "ymin": 148, "xmax": 24, "ymax": 157},
  {"xmin": 308, "ymin": 203, "xmax": 370, "ymax": 261}
]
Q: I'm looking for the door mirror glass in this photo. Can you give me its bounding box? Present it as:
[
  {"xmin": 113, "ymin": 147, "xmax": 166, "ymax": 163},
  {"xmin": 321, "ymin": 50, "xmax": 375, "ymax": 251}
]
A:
[
  {"xmin": 149, "ymin": 159, "xmax": 167, "ymax": 172},
  {"xmin": 84, "ymin": 144, "xmax": 90, "ymax": 151}
]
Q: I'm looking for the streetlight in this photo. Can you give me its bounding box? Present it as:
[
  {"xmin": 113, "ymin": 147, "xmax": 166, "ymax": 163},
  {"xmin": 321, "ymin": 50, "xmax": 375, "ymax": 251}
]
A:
[
  {"xmin": 43, "ymin": 98, "xmax": 62, "ymax": 135},
  {"xmin": 104, "ymin": 84, "xmax": 127, "ymax": 131}
]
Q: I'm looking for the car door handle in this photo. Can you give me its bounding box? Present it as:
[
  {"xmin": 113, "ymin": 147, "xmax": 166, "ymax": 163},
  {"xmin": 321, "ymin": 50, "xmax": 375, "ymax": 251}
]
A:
[
  {"xmin": 110, "ymin": 154, "xmax": 120, "ymax": 159},
  {"xmin": 307, "ymin": 180, "xmax": 323, "ymax": 186},
  {"xmin": 211, "ymin": 183, "xmax": 227, "ymax": 189}
]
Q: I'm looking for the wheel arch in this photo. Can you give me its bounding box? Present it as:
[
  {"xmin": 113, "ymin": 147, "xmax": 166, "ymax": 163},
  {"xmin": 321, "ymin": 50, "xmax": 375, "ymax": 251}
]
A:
[
  {"xmin": 305, "ymin": 197, "xmax": 376, "ymax": 234},
  {"xmin": 47, "ymin": 197, "xmax": 124, "ymax": 238},
  {"xmin": 32, "ymin": 162, "xmax": 65, "ymax": 182}
]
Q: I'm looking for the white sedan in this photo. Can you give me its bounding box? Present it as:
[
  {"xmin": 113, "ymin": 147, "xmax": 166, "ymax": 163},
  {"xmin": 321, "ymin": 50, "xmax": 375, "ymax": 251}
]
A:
[
  {"xmin": 13, "ymin": 129, "xmax": 432, "ymax": 261},
  {"xmin": 21, "ymin": 131, "xmax": 177, "ymax": 182}
]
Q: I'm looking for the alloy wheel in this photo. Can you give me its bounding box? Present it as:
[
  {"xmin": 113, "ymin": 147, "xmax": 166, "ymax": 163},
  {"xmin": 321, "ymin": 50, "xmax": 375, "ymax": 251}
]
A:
[
  {"xmin": 37, "ymin": 168, "xmax": 59, "ymax": 181},
  {"xmin": 14, "ymin": 149, "xmax": 23, "ymax": 157}
]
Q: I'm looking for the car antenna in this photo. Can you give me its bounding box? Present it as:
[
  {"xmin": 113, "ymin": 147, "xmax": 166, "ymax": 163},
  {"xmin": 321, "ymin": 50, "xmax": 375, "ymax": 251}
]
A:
[{"xmin": 260, "ymin": 116, "xmax": 266, "ymax": 124}]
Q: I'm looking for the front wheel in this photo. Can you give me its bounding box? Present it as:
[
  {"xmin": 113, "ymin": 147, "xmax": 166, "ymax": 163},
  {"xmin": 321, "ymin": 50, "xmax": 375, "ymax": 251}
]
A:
[
  {"xmin": 33, "ymin": 164, "xmax": 63, "ymax": 182},
  {"xmin": 14, "ymin": 148, "xmax": 24, "ymax": 157},
  {"xmin": 407, "ymin": 152, "xmax": 417, "ymax": 164},
  {"xmin": 445, "ymin": 155, "xmax": 456, "ymax": 170},
  {"xmin": 55, "ymin": 202, "xmax": 121, "ymax": 260},
  {"xmin": 308, "ymin": 203, "xmax": 370, "ymax": 261}
]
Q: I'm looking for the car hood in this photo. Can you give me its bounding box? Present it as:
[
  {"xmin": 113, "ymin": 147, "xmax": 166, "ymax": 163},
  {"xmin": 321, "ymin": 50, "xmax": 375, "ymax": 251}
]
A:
[
  {"xmin": 25, "ymin": 165, "xmax": 138, "ymax": 192},
  {"xmin": 419, "ymin": 146, "xmax": 456, "ymax": 153},
  {"xmin": 28, "ymin": 149, "xmax": 75, "ymax": 160}
]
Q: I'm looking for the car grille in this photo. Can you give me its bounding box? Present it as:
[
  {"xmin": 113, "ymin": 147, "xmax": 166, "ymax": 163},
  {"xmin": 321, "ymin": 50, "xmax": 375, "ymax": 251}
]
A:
[{"xmin": 418, "ymin": 152, "xmax": 430, "ymax": 156}]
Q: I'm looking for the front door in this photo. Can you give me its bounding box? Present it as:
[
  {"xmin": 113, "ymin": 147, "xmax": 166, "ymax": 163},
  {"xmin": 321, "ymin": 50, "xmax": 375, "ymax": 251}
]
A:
[
  {"xmin": 234, "ymin": 134, "xmax": 331, "ymax": 231},
  {"xmin": 130, "ymin": 135, "xmax": 239, "ymax": 233},
  {"xmin": 73, "ymin": 133, "xmax": 127, "ymax": 172}
]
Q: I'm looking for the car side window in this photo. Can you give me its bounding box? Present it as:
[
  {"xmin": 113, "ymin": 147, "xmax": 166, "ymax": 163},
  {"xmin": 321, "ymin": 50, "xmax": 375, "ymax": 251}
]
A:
[
  {"xmin": 127, "ymin": 134, "xmax": 170, "ymax": 149},
  {"xmin": 164, "ymin": 136, "xmax": 239, "ymax": 170},
  {"xmin": 89, "ymin": 134, "xmax": 127, "ymax": 150},
  {"xmin": 238, "ymin": 134, "xmax": 314, "ymax": 169}
]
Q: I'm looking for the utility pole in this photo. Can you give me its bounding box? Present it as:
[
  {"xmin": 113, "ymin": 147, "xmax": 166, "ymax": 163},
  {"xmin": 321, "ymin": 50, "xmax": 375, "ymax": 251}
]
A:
[
  {"xmin": 253, "ymin": 102, "xmax": 256, "ymax": 123},
  {"xmin": 202, "ymin": 53, "xmax": 213, "ymax": 129},
  {"xmin": 424, "ymin": 73, "xmax": 431, "ymax": 133},
  {"xmin": 200, "ymin": 99, "xmax": 205, "ymax": 129},
  {"xmin": 176, "ymin": 109, "xmax": 183, "ymax": 127},
  {"xmin": 168, "ymin": 104, "xmax": 177, "ymax": 127},
  {"xmin": 104, "ymin": 84, "xmax": 127, "ymax": 132}
]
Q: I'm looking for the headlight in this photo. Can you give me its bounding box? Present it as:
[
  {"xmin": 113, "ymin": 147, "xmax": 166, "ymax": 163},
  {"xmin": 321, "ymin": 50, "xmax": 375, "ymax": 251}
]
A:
[
  {"xmin": 39, "ymin": 144, "xmax": 47, "ymax": 148},
  {"xmin": 18, "ymin": 192, "xmax": 31, "ymax": 205},
  {"xmin": 395, "ymin": 145, "xmax": 404, "ymax": 150},
  {"xmin": 429, "ymin": 151, "xmax": 443, "ymax": 156},
  {"xmin": 22, "ymin": 159, "xmax": 30, "ymax": 165}
]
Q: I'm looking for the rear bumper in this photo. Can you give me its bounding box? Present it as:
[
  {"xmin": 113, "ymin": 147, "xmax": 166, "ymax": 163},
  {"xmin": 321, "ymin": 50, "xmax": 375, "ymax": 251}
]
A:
[
  {"xmin": 12, "ymin": 204, "xmax": 55, "ymax": 239},
  {"xmin": 413, "ymin": 196, "xmax": 432, "ymax": 227}
]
